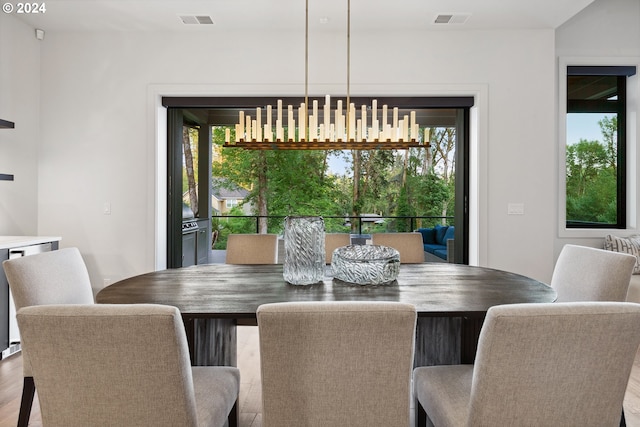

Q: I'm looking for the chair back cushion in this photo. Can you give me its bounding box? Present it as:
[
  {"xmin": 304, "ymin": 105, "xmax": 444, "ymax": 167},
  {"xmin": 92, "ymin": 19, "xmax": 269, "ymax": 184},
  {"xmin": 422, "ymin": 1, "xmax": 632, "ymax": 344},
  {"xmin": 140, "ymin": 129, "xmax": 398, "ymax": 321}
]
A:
[
  {"xmin": 257, "ymin": 301, "xmax": 416, "ymax": 427},
  {"xmin": 551, "ymin": 244, "xmax": 636, "ymax": 302},
  {"xmin": 3, "ymin": 247, "xmax": 94, "ymax": 309},
  {"xmin": 225, "ymin": 234, "xmax": 278, "ymax": 264},
  {"xmin": 324, "ymin": 233, "xmax": 351, "ymax": 264},
  {"xmin": 3, "ymin": 247, "xmax": 94, "ymax": 377},
  {"xmin": 17, "ymin": 304, "xmax": 198, "ymax": 427},
  {"xmin": 469, "ymin": 302, "xmax": 640, "ymax": 426},
  {"xmin": 371, "ymin": 233, "xmax": 425, "ymax": 263}
]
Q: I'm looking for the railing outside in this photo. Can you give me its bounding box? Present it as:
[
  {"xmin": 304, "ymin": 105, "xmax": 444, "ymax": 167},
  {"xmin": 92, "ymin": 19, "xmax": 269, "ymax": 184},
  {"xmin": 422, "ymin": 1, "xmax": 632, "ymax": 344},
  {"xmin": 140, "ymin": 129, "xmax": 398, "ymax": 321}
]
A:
[{"xmin": 211, "ymin": 215, "xmax": 454, "ymax": 250}]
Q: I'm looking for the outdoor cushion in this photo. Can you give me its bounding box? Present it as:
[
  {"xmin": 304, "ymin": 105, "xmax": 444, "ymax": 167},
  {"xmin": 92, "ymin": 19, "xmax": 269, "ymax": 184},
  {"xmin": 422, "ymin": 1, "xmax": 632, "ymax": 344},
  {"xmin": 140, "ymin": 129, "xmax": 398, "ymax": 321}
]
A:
[
  {"xmin": 423, "ymin": 244, "xmax": 443, "ymax": 255},
  {"xmin": 434, "ymin": 225, "xmax": 448, "ymax": 245},
  {"xmin": 417, "ymin": 228, "xmax": 436, "ymax": 245},
  {"xmin": 443, "ymin": 226, "xmax": 455, "ymax": 242}
]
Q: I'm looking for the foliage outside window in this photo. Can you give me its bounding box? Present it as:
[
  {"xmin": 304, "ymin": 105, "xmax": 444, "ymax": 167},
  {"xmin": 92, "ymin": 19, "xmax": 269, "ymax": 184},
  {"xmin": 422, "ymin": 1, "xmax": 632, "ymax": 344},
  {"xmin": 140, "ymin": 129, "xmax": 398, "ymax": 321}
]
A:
[
  {"xmin": 208, "ymin": 122, "xmax": 457, "ymax": 250},
  {"xmin": 566, "ymin": 67, "xmax": 634, "ymax": 228}
]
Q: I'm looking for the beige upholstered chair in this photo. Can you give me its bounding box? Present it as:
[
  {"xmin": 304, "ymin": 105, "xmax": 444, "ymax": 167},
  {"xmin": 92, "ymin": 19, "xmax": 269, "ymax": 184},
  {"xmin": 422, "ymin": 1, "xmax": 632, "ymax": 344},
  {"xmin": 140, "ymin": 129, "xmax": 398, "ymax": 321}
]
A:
[
  {"xmin": 371, "ymin": 232, "xmax": 425, "ymax": 263},
  {"xmin": 414, "ymin": 302, "xmax": 640, "ymax": 427},
  {"xmin": 257, "ymin": 301, "xmax": 416, "ymax": 427},
  {"xmin": 225, "ymin": 233, "xmax": 278, "ymax": 264},
  {"xmin": 324, "ymin": 233, "xmax": 351, "ymax": 263},
  {"xmin": 17, "ymin": 304, "xmax": 240, "ymax": 427},
  {"xmin": 551, "ymin": 244, "xmax": 636, "ymax": 302},
  {"xmin": 2, "ymin": 247, "xmax": 94, "ymax": 427}
]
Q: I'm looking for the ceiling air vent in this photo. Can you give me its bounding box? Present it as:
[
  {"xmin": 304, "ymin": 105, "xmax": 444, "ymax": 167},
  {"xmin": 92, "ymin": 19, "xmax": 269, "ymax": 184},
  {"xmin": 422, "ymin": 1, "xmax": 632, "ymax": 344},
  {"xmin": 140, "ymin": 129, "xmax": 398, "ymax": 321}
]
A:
[
  {"xmin": 434, "ymin": 14, "xmax": 470, "ymax": 24},
  {"xmin": 180, "ymin": 15, "xmax": 214, "ymax": 25}
]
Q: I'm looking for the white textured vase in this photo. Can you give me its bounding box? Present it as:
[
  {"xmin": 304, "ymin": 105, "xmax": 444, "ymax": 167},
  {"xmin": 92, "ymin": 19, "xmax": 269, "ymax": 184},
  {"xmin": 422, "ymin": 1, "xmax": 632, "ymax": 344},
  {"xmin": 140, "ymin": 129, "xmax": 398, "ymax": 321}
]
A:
[{"xmin": 283, "ymin": 216, "xmax": 325, "ymax": 285}]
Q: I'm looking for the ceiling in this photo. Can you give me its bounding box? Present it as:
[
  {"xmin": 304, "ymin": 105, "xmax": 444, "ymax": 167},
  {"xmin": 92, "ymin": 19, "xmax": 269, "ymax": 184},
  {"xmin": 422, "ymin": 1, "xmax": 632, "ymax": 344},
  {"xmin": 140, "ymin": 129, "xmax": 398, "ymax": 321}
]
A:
[{"xmin": 14, "ymin": 0, "xmax": 595, "ymax": 33}]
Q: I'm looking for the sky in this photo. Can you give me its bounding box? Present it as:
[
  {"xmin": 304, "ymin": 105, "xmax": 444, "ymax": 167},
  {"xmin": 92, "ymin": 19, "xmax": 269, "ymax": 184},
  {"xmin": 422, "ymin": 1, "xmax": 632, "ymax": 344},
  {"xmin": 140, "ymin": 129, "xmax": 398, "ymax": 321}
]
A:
[{"xmin": 566, "ymin": 113, "xmax": 612, "ymax": 146}]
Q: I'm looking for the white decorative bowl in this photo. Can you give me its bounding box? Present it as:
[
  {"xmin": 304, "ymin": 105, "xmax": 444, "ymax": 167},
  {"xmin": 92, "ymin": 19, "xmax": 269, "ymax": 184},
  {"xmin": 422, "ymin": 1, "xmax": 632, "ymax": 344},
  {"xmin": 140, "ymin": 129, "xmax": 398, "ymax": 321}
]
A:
[{"xmin": 331, "ymin": 245, "xmax": 400, "ymax": 285}]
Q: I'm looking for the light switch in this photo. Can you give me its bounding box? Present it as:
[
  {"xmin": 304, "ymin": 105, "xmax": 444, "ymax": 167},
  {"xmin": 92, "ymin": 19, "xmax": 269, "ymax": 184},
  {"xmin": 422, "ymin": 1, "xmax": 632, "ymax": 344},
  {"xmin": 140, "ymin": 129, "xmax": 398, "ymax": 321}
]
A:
[
  {"xmin": 507, "ymin": 203, "xmax": 524, "ymax": 215},
  {"xmin": 103, "ymin": 202, "xmax": 112, "ymax": 215}
]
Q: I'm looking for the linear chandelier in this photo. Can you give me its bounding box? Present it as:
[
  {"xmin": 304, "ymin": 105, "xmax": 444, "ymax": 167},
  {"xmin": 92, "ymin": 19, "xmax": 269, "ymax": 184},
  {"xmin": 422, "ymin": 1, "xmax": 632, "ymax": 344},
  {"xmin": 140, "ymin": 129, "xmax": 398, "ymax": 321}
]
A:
[{"xmin": 224, "ymin": 0, "xmax": 429, "ymax": 150}]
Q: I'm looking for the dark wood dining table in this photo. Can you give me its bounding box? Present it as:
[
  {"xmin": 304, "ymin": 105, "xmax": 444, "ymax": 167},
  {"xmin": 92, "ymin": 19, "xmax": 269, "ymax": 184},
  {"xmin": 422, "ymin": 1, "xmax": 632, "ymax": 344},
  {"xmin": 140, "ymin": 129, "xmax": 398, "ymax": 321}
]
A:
[{"xmin": 96, "ymin": 262, "xmax": 556, "ymax": 367}]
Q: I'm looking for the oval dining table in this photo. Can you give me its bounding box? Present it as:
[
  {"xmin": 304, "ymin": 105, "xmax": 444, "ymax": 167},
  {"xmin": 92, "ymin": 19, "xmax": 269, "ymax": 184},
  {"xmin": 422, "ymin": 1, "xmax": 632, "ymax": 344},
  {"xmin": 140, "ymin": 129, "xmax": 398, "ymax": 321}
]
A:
[
  {"xmin": 96, "ymin": 262, "xmax": 556, "ymax": 367},
  {"xmin": 97, "ymin": 262, "xmax": 555, "ymax": 427}
]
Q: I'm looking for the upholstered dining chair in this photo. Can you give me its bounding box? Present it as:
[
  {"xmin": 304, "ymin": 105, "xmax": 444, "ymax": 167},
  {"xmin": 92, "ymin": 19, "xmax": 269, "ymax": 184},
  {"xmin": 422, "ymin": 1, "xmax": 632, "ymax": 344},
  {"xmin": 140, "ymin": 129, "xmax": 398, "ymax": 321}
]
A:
[
  {"xmin": 413, "ymin": 302, "xmax": 640, "ymax": 427},
  {"xmin": 16, "ymin": 303, "xmax": 240, "ymax": 427},
  {"xmin": 551, "ymin": 244, "xmax": 636, "ymax": 302},
  {"xmin": 225, "ymin": 233, "xmax": 278, "ymax": 264},
  {"xmin": 324, "ymin": 233, "xmax": 351, "ymax": 263},
  {"xmin": 257, "ymin": 301, "xmax": 417, "ymax": 427},
  {"xmin": 2, "ymin": 247, "xmax": 94, "ymax": 427},
  {"xmin": 371, "ymin": 232, "xmax": 425, "ymax": 263}
]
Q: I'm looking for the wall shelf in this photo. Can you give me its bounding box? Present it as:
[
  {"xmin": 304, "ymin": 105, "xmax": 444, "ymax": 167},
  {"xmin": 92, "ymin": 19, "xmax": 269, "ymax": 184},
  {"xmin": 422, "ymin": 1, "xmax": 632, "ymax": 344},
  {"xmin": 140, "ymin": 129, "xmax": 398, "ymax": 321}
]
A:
[
  {"xmin": 0, "ymin": 119, "xmax": 15, "ymax": 129},
  {"xmin": 1, "ymin": 119, "xmax": 16, "ymax": 180}
]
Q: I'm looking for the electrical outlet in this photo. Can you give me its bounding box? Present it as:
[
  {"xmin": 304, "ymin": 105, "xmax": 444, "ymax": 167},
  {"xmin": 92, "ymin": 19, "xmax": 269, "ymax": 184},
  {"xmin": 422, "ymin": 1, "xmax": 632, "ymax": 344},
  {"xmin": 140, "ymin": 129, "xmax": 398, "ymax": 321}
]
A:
[
  {"xmin": 507, "ymin": 203, "xmax": 524, "ymax": 215},
  {"xmin": 103, "ymin": 202, "xmax": 111, "ymax": 215}
]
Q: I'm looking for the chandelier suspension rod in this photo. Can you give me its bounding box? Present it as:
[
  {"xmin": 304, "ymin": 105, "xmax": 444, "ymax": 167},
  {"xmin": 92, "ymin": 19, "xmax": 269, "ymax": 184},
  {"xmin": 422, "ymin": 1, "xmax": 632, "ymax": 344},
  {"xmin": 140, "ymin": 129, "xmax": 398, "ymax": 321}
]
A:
[
  {"xmin": 346, "ymin": 0, "xmax": 351, "ymax": 138},
  {"xmin": 304, "ymin": 0, "xmax": 309, "ymax": 131}
]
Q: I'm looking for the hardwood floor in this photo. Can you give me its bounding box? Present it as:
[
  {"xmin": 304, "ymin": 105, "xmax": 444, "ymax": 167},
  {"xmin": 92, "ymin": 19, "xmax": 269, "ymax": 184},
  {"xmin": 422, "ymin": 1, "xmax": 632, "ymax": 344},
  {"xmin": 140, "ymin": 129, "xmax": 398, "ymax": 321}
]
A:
[{"xmin": 1, "ymin": 325, "xmax": 640, "ymax": 427}]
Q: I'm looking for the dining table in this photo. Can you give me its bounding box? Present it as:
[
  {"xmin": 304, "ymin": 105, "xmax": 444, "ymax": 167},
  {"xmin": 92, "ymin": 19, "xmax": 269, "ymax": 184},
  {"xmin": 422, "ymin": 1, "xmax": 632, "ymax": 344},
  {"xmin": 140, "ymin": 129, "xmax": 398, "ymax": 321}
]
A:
[{"xmin": 96, "ymin": 262, "xmax": 556, "ymax": 367}]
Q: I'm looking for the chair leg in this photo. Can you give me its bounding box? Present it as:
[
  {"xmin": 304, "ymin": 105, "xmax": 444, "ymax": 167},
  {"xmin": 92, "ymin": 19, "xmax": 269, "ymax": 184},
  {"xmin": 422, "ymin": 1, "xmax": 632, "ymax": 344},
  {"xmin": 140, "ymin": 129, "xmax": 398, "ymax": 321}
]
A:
[
  {"xmin": 620, "ymin": 408, "xmax": 626, "ymax": 427},
  {"xmin": 17, "ymin": 377, "xmax": 35, "ymax": 427},
  {"xmin": 227, "ymin": 400, "xmax": 238, "ymax": 427},
  {"xmin": 416, "ymin": 398, "xmax": 428, "ymax": 427}
]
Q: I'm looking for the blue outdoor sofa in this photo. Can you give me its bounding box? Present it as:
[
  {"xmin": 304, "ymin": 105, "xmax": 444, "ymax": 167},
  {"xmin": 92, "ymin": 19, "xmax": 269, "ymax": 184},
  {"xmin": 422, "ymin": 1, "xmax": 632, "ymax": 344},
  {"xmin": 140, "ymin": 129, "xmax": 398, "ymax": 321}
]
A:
[{"xmin": 416, "ymin": 225, "xmax": 455, "ymax": 262}]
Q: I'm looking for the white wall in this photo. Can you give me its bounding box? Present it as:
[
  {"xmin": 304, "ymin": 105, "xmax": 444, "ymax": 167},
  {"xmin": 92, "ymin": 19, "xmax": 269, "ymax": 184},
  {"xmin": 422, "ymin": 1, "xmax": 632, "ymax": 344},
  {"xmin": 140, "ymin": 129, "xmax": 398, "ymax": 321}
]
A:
[
  {"xmin": 30, "ymin": 26, "xmax": 556, "ymax": 290},
  {"xmin": 0, "ymin": 15, "xmax": 41, "ymax": 236},
  {"xmin": 9, "ymin": 1, "xmax": 636, "ymax": 291}
]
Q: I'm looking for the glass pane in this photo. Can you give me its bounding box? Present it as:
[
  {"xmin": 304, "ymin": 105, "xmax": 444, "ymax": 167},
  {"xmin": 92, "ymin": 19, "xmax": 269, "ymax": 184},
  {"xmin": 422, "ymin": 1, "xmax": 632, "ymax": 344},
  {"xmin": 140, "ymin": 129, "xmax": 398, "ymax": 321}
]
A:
[
  {"xmin": 566, "ymin": 112, "xmax": 617, "ymax": 226},
  {"xmin": 182, "ymin": 126, "xmax": 199, "ymax": 218}
]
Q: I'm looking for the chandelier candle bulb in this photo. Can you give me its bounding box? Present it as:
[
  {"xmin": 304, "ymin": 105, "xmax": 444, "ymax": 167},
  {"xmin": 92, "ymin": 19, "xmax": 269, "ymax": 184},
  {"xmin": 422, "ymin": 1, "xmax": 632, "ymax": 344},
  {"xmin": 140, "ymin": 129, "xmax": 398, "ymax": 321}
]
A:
[
  {"xmin": 245, "ymin": 116, "xmax": 251, "ymax": 141},
  {"xmin": 239, "ymin": 111, "xmax": 245, "ymax": 139},
  {"xmin": 225, "ymin": 128, "xmax": 231, "ymax": 144},
  {"xmin": 382, "ymin": 105, "xmax": 388, "ymax": 129},
  {"xmin": 393, "ymin": 107, "xmax": 399, "ymax": 130},
  {"xmin": 323, "ymin": 96, "xmax": 330, "ymax": 138},
  {"xmin": 263, "ymin": 124, "xmax": 270, "ymax": 142},
  {"xmin": 251, "ymin": 119, "xmax": 257, "ymax": 141},
  {"xmin": 276, "ymin": 120, "xmax": 284, "ymax": 142},
  {"xmin": 256, "ymin": 107, "xmax": 262, "ymax": 141},
  {"xmin": 298, "ymin": 103, "xmax": 306, "ymax": 141},
  {"xmin": 337, "ymin": 99, "xmax": 343, "ymax": 131},
  {"xmin": 234, "ymin": 124, "xmax": 240, "ymax": 143},
  {"xmin": 410, "ymin": 111, "xmax": 416, "ymax": 139},
  {"xmin": 266, "ymin": 105, "xmax": 272, "ymax": 133},
  {"xmin": 372, "ymin": 100, "xmax": 377, "ymax": 124},
  {"xmin": 403, "ymin": 115, "xmax": 409, "ymax": 141},
  {"xmin": 277, "ymin": 100, "xmax": 283, "ymax": 124},
  {"xmin": 312, "ymin": 100, "xmax": 319, "ymax": 141},
  {"xmin": 356, "ymin": 119, "xmax": 362, "ymax": 142},
  {"xmin": 349, "ymin": 103, "xmax": 356, "ymax": 141},
  {"xmin": 361, "ymin": 105, "xmax": 367, "ymax": 140},
  {"xmin": 288, "ymin": 106, "xmax": 294, "ymax": 141}
]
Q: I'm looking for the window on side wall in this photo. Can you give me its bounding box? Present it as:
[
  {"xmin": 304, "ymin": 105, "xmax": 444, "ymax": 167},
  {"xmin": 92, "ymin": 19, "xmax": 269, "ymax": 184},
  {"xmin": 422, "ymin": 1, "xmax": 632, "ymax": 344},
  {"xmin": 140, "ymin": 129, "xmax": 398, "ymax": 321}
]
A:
[{"xmin": 566, "ymin": 66, "xmax": 636, "ymax": 229}]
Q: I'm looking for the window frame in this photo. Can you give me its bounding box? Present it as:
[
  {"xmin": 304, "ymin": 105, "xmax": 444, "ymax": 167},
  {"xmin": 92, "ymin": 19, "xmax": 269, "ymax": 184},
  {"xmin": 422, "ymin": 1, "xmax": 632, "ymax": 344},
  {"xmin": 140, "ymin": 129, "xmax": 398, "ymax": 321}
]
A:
[{"xmin": 558, "ymin": 58, "xmax": 639, "ymax": 237}]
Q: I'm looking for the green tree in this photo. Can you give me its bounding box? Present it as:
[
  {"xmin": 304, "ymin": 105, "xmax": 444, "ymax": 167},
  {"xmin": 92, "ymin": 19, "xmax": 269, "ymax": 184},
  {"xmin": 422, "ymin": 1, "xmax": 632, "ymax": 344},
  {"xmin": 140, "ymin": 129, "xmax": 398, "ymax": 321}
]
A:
[{"xmin": 566, "ymin": 116, "xmax": 618, "ymax": 224}]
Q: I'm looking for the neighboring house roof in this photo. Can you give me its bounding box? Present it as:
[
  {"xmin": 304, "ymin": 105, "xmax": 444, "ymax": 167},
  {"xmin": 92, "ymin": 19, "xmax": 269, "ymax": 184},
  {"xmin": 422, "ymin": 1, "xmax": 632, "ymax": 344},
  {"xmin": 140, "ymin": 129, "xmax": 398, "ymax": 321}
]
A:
[{"xmin": 212, "ymin": 178, "xmax": 249, "ymax": 200}]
